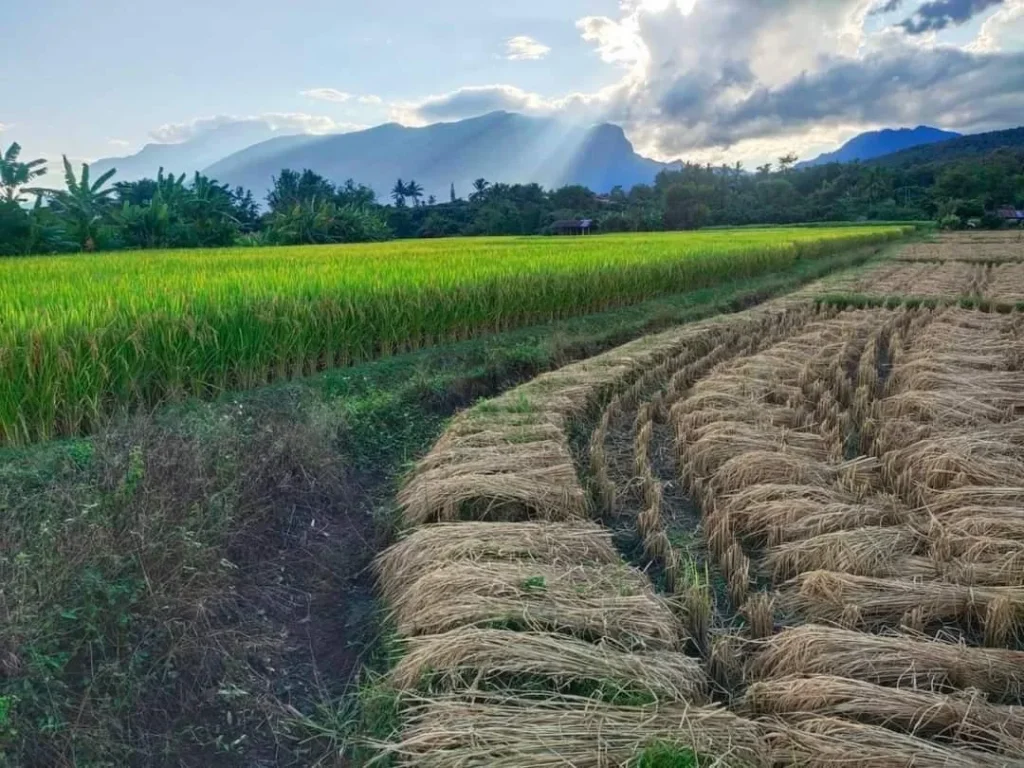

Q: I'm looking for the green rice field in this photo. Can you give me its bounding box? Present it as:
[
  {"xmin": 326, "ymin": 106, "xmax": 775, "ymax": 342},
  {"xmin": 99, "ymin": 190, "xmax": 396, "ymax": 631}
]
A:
[{"xmin": 0, "ymin": 227, "xmax": 908, "ymax": 443}]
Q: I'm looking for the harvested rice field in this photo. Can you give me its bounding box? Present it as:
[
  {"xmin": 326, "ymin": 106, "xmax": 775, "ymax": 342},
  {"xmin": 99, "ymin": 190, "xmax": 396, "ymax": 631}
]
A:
[
  {"xmin": 817, "ymin": 231, "xmax": 1024, "ymax": 307},
  {"xmin": 374, "ymin": 231, "xmax": 1024, "ymax": 766}
]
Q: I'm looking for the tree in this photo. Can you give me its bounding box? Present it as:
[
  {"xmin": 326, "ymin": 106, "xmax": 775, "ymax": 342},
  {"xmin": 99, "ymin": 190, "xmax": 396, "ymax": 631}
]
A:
[
  {"xmin": 405, "ymin": 179, "xmax": 424, "ymax": 206},
  {"xmin": 450, "ymin": 183, "xmax": 457, "ymax": 203},
  {"xmin": 391, "ymin": 179, "xmax": 407, "ymax": 207},
  {"xmin": 778, "ymin": 153, "xmax": 799, "ymax": 174},
  {"xmin": 31, "ymin": 156, "xmax": 117, "ymax": 251},
  {"xmin": 0, "ymin": 143, "xmax": 47, "ymax": 203},
  {"xmin": 427, "ymin": 195, "xmax": 437, "ymax": 206},
  {"xmin": 470, "ymin": 178, "xmax": 490, "ymax": 202},
  {"xmin": 663, "ymin": 183, "xmax": 710, "ymax": 230},
  {"xmin": 756, "ymin": 163, "xmax": 773, "ymax": 176},
  {"xmin": 267, "ymin": 169, "xmax": 335, "ymax": 213}
]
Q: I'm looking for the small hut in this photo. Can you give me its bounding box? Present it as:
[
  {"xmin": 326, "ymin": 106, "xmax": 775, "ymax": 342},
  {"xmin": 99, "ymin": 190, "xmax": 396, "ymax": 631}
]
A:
[{"xmin": 551, "ymin": 218, "xmax": 594, "ymax": 236}]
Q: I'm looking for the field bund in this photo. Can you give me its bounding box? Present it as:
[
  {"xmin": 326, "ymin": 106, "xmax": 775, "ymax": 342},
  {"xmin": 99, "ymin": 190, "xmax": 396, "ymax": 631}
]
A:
[{"xmin": 0, "ymin": 227, "xmax": 905, "ymax": 444}]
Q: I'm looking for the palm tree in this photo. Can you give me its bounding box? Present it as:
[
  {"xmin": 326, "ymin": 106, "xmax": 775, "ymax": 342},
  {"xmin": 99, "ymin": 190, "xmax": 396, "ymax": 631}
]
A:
[
  {"xmin": 391, "ymin": 179, "xmax": 407, "ymax": 207},
  {"xmin": 31, "ymin": 156, "xmax": 117, "ymax": 251},
  {"xmin": 470, "ymin": 178, "xmax": 490, "ymax": 202},
  {"xmin": 0, "ymin": 143, "xmax": 47, "ymax": 202},
  {"xmin": 405, "ymin": 179, "xmax": 424, "ymax": 206}
]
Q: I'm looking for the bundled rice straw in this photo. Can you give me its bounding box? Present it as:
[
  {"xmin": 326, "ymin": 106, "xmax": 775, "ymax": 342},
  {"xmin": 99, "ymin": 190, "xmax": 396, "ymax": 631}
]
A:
[
  {"xmin": 372, "ymin": 693, "xmax": 770, "ymax": 767},
  {"xmin": 680, "ymin": 422, "xmax": 827, "ymax": 481},
  {"xmin": 764, "ymin": 715, "xmax": 1015, "ymax": 767},
  {"xmin": 398, "ymin": 461, "xmax": 586, "ymax": 526},
  {"xmin": 735, "ymin": 497, "xmax": 913, "ymax": 547},
  {"xmin": 777, "ymin": 571, "xmax": 1024, "ymax": 641},
  {"xmin": 390, "ymin": 561, "xmax": 683, "ymax": 650},
  {"xmin": 745, "ymin": 675, "xmax": 1024, "ymax": 755},
  {"xmin": 758, "ymin": 526, "xmax": 929, "ymax": 581},
  {"xmin": 389, "ymin": 628, "xmax": 710, "ymax": 703},
  {"xmin": 750, "ymin": 625, "xmax": 1024, "ymax": 702},
  {"xmin": 374, "ymin": 522, "xmax": 619, "ymax": 603}
]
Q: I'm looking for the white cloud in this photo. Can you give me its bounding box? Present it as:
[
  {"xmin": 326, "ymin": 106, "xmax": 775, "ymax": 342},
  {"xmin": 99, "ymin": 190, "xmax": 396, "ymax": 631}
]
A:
[
  {"xmin": 389, "ymin": 0, "xmax": 1023, "ymax": 167},
  {"xmin": 392, "ymin": 83, "xmax": 624, "ymax": 126},
  {"xmin": 505, "ymin": 35, "xmax": 551, "ymax": 61},
  {"xmin": 107, "ymin": 138, "xmax": 131, "ymax": 148},
  {"xmin": 970, "ymin": 0, "xmax": 1024, "ymax": 51},
  {"xmin": 358, "ymin": 94, "xmax": 384, "ymax": 105},
  {"xmin": 150, "ymin": 113, "xmax": 361, "ymax": 144},
  {"xmin": 0, "ymin": 123, "xmax": 7, "ymax": 133},
  {"xmin": 300, "ymin": 87, "xmax": 354, "ymax": 103}
]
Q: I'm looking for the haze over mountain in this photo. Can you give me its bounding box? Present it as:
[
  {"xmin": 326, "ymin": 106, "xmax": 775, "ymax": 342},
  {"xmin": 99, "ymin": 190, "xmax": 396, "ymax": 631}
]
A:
[
  {"xmin": 203, "ymin": 112, "xmax": 673, "ymax": 201},
  {"xmin": 798, "ymin": 126, "xmax": 962, "ymax": 168},
  {"xmin": 90, "ymin": 122, "xmax": 286, "ymax": 184}
]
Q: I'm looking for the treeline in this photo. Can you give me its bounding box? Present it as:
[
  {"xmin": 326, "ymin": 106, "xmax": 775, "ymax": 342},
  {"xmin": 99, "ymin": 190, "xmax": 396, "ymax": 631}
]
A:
[{"xmin": 2, "ymin": 137, "xmax": 1023, "ymax": 255}]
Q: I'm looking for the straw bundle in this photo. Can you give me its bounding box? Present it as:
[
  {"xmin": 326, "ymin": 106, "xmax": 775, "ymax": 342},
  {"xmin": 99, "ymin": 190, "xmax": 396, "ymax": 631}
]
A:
[
  {"xmin": 374, "ymin": 522, "xmax": 619, "ymax": 603},
  {"xmin": 390, "ymin": 561, "xmax": 682, "ymax": 649},
  {"xmin": 758, "ymin": 526, "xmax": 928, "ymax": 581},
  {"xmin": 680, "ymin": 422, "xmax": 826, "ymax": 482},
  {"xmin": 750, "ymin": 625, "xmax": 1024, "ymax": 702},
  {"xmin": 388, "ymin": 628, "xmax": 711, "ymax": 703},
  {"xmin": 745, "ymin": 675, "xmax": 1024, "ymax": 755},
  {"xmin": 764, "ymin": 715, "xmax": 1015, "ymax": 767},
  {"xmin": 777, "ymin": 571, "xmax": 1024, "ymax": 638},
  {"xmin": 398, "ymin": 461, "xmax": 586, "ymax": 526},
  {"xmin": 373, "ymin": 693, "xmax": 770, "ymax": 767}
]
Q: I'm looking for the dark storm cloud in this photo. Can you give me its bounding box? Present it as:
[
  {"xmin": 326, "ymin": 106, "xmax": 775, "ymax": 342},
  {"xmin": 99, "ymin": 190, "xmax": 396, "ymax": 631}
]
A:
[
  {"xmin": 900, "ymin": 0, "xmax": 1005, "ymax": 34},
  {"xmin": 650, "ymin": 45, "xmax": 1024, "ymax": 152},
  {"xmin": 872, "ymin": 0, "xmax": 905, "ymax": 14}
]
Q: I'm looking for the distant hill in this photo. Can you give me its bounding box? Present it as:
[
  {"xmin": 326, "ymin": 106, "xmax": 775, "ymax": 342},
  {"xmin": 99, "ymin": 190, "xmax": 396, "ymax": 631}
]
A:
[
  {"xmin": 868, "ymin": 126, "xmax": 1024, "ymax": 167},
  {"xmin": 205, "ymin": 111, "xmax": 673, "ymax": 201},
  {"xmin": 798, "ymin": 126, "xmax": 961, "ymax": 168},
  {"xmin": 91, "ymin": 122, "xmax": 287, "ymax": 183}
]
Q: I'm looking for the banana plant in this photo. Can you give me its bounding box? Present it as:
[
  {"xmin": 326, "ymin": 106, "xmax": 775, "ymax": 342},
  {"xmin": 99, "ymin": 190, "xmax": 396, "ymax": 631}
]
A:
[
  {"xmin": 29, "ymin": 156, "xmax": 117, "ymax": 251},
  {"xmin": 0, "ymin": 143, "xmax": 47, "ymax": 203}
]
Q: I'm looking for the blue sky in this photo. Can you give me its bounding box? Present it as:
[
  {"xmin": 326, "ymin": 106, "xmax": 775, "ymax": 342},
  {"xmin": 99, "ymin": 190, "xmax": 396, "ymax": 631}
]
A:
[{"xmin": 4, "ymin": 0, "xmax": 1024, "ymax": 177}]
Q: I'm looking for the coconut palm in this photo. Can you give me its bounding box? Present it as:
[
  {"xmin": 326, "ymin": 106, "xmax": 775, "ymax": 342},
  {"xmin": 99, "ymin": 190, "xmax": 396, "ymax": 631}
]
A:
[
  {"xmin": 0, "ymin": 143, "xmax": 47, "ymax": 202},
  {"xmin": 405, "ymin": 179, "xmax": 424, "ymax": 206},
  {"xmin": 391, "ymin": 179, "xmax": 408, "ymax": 207}
]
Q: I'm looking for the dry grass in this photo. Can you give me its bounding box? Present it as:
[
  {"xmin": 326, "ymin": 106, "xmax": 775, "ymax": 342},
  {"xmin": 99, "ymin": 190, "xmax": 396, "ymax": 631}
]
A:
[
  {"xmin": 777, "ymin": 570, "xmax": 1024, "ymax": 642},
  {"xmin": 745, "ymin": 675, "xmax": 1024, "ymax": 755},
  {"xmin": 370, "ymin": 693, "xmax": 770, "ymax": 767},
  {"xmin": 764, "ymin": 715, "xmax": 1014, "ymax": 767},
  {"xmin": 374, "ymin": 522, "xmax": 619, "ymax": 604},
  {"xmin": 389, "ymin": 561, "xmax": 683, "ymax": 650},
  {"xmin": 398, "ymin": 454, "xmax": 587, "ymax": 526},
  {"xmin": 758, "ymin": 526, "xmax": 928, "ymax": 581},
  {"xmin": 388, "ymin": 628, "xmax": 710, "ymax": 703},
  {"xmin": 751, "ymin": 625, "xmax": 1024, "ymax": 702}
]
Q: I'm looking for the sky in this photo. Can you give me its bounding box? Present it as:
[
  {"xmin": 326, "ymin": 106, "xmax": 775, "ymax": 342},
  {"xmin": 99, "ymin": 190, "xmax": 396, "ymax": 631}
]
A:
[{"xmin": 4, "ymin": 0, "xmax": 1024, "ymax": 182}]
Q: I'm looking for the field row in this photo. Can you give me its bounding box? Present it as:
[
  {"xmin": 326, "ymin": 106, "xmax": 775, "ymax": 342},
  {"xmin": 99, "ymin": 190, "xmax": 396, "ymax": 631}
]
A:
[
  {"xmin": 897, "ymin": 231, "xmax": 1024, "ymax": 263},
  {"xmin": 0, "ymin": 226, "xmax": 906, "ymax": 444},
  {"xmin": 821, "ymin": 260, "xmax": 1024, "ymax": 305},
  {"xmin": 374, "ymin": 295, "xmax": 1024, "ymax": 765}
]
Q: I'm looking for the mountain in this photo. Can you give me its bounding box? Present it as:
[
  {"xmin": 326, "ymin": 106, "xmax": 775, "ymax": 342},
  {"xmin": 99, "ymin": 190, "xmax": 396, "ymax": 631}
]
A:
[
  {"xmin": 868, "ymin": 126, "xmax": 1024, "ymax": 167},
  {"xmin": 205, "ymin": 111, "xmax": 672, "ymax": 201},
  {"xmin": 798, "ymin": 126, "xmax": 962, "ymax": 168},
  {"xmin": 91, "ymin": 121, "xmax": 286, "ymax": 183}
]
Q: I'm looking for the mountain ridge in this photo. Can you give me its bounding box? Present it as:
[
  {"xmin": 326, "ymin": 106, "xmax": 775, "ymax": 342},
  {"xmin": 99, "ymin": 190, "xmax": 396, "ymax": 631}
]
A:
[{"xmin": 797, "ymin": 125, "xmax": 962, "ymax": 168}]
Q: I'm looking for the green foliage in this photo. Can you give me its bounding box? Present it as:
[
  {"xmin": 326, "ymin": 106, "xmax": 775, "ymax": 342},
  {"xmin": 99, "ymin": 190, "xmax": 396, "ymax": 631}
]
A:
[
  {"xmin": 632, "ymin": 742, "xmax": 706, "ymax": 768},
  {"xmin": 0, "ymin": 143, "xmax": 47, "ymax": 203}
]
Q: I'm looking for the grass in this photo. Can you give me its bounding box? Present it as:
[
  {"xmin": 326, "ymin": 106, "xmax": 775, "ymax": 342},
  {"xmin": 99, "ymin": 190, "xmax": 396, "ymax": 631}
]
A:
[
  {"xmin": 632, "ymin": 742, "xmax": 706, "ymax": 768},
  {"xmin": 0, "ymin": 239, "xmax": 903, "ymax": 766},
  {"xmin": 0, "ymin": 226, "xmax": 909, "ymax": 444}
]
